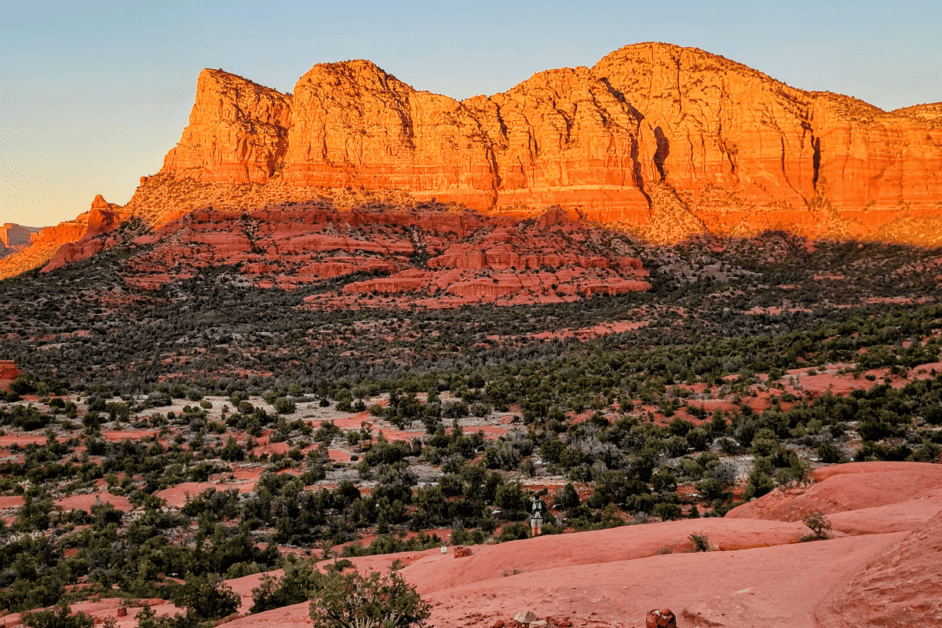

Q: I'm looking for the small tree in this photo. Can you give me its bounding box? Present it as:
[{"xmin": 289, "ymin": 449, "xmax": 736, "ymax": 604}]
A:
[
  {"xmin": 220, "ymin": 436, "xmax": 245, "ymax": 462},
  {"xmin": 251, "ymin": 559, "xmax": 323, "ymax": 614},
  {"xmin": 309, "ymin": 569, "xmax": 430, "ymax": 628},
  {"xmin": 689, "ymin": 532, "xmax": 711, "ymax": 552},
  {"xmin": 170, "ymin": 573, "xmax": 240, "ymax": 622},
  {"xmin": 274, "ymin": 397, "xmax": 296, "ymax": 415},
  {"xmin": 802, "ymin": 510, "xmax": 832, "ymax": 540}
]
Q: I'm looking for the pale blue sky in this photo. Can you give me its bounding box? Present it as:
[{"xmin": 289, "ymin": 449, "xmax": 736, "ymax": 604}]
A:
[{"xmin": 2, "ymin": 0, "xmax": 940, "ymax": 227}]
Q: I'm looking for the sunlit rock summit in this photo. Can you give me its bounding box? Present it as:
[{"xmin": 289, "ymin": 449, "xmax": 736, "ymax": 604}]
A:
[{"xmin": 3, "ymin": 42, "xmax": 942, "ymax": 280}]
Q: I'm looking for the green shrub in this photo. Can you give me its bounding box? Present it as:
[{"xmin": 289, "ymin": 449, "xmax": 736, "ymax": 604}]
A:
[
  {"xmin": 496, "ymin": 522, "xmax": 530, "ymax": 543},
  {"xmin": 251, "ymin": 559, "xmax": 323, "ymax": 614},
  {"xmin": 23, "ymin": 603, "xmax": 93, "ymax": 628},
  {"xmin": 308, "ymin": 569, "xmax": 430, "ymax": 628},
  {"xmin": 653, "ymin": 502, "xmax": 681, "ymax": 521},
  {"xmin": 816, "ymin": 443, "xmax": 842, "ymax": 464},
  {"xmin": 274, "ymin": 397, "xmax": 296, "ymax": 415},
  {"xmin": 801, "ymin": 510, "xmax": 832, "ymax": 540},
  {"xmin": 169, "ymin": 573, "xmax": 239, "ymax": 622},
  {"xmin": 689, "ymin": 532, "xmax": 710, "ymax": 552}
]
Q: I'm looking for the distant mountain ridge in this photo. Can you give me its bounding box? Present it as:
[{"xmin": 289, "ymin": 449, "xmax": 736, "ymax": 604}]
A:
[
  {"xmin": 0, "ymin": 223, "xmax": 41, "ymax": 260},
  {"xmin": 2, "ymin": 42, "xmax": 942, "ymax": 280}
]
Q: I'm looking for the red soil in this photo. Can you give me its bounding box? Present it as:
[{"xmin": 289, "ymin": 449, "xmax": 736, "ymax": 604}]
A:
[
  {"xmin": 219, "ymin": 461, "xmax": 942, "ymax": 628},
  {"xmin": 0, "ymin": 435, "xmax": 66, "ymax": 447},
  {"xmin": 326, "ymin": 449, "xmax": 353, "ymax": 462},
  {"xmin": 0, "ymin": 495, "xmax": 25, "ymax": 509},
  {"xmin": 154, "ymin": 480, "xmax": 258, "ymax": 508},
  {"xmin": 55, "ymin": 492, "xmax": 133, "ymax": 513},
  {"xmin": 101, "ymin": 429, "xmax": 160, "ymax": 442},
  {"xmin": 528, "ymin": 320, "xmax": 649, "ymax": 342}
]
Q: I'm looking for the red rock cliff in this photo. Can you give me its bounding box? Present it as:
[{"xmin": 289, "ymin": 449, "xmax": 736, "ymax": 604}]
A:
[
  {"xmin": 160, "ymin": 69, "xmax": 292, "ymax": 184},
  {"xmin": 282, "ymin": 60, "xmax": 652, "ymax": 223},
  {"xmin": 0, "ymin": 195, "xmax": 123, "ymax": 280},
  {"xmin": 152, "ymin": 43, "xmax": 942, "ymax": 244},
  {"xmin": 0, "ymin": 223, "xmax": 39, "ymax": 250},
  {"xmin": 6, "ymin": 43, "xmax": 942, "ymax": 280}
]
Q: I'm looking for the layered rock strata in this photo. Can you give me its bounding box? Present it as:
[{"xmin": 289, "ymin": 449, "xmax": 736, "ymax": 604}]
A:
[
  {"xmin": 0, "ymin": 223, "xmax": 38, "ymax": 251},
  {"xmin": 160, "ymin": 69, "xmax": 292, "ymax": 184},
  {"xmin": 5, "ymin": 42, "xmax": 942, "ymax": 281},
  {"xmin": 155, "ymin": 42, "xmax": 942, "ymax": 241},
  {"xmin": 114, "ymin": 204, "xmax": 650, "ymax": 308},
  {"xmin": 0, "ymin": 196, "xmax": 124, "ymax": 279}
]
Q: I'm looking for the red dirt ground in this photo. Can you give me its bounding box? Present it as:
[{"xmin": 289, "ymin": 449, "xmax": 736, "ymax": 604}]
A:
[
  {"xmin": 55, "ymin": 492, "xmax": 133, "ymax": 513},
  {"xmin": 37, "ymin": 461, "xmax": 942, "ymax": 628},
  {"xmin": 154, "ymin": 480, "xmax": 258, "ymax": 508}
]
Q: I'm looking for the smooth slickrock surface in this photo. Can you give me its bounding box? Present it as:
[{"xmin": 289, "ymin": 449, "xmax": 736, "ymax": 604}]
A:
[
  {"xmin": 815, "ymin": 507, "xmax": 942, "ymax": 627},
  {"xmin": 13, "ymin": 462, "xmax": 941, "ymax": 628},
  {"xmin": 725, "ymin": 462, "xmax": 942, "ymax": 522}
]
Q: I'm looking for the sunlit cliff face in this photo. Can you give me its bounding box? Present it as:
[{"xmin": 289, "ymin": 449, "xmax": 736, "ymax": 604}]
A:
[{"xmin": 3, "ymin": 42, "xmax": 942, "ymax": 281}]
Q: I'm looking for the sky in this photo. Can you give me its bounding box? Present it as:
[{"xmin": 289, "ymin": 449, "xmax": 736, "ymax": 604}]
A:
[{"xmin": 2, "ymin": 0, "xmax": 941, "ymax": 227}]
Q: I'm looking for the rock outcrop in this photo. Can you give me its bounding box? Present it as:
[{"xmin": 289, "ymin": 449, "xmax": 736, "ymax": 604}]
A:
[
  {"xmin": 282, "ymin": 60, "xmax": 652, "ymax": 223},
  {"xmin": 0, "ymin": 196, "xmax": 124, "ymax": 279},
  {"xmin": 0, "ymin": 223, "xmax": 38, "ymax": 251},
  {"xmin": 151, "ymin": 42, "xmax": 942, "ymax": 243},
  {"xmin": 0, "ymin": 360, "xmax": 19, "ymax": 381},
  {"xmin": 112, "ymin": 204, "xmax": 649, "ymax": 308},
  {"xmin": 160, "ymin": 69, "xmax": 292, "ymax": 184},
  {"xmin": 645, "ymin": 609, "xmax": 676, "ymax": 628},
  {"xmin": 816, "ymin": 506, "xmax": 942, "ymax": 627},
  {"xmin": 6, "ymin": 42, "xmax": 942, "ymax": 281},
  {"xmin": 42, "ymin": 196, "xmax": 128, "ymax": 273}
]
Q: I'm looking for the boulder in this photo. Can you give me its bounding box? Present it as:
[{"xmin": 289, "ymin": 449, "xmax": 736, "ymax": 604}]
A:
[
  {"xmin": 645, "ymin": 608, "xmax": 676, "ymax": 628},
  {"xmin": 0, "ymin": 360, "xmax": 19, "ymax": 381}
]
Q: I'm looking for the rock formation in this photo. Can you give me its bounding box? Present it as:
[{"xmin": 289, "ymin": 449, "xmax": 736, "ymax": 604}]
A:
[
  {"xmin": 0, "ymin": 223, "xmax": 40, "ymax": 262},
  {"xmin": 0, "ymin": 223, "xmax": 38, "ymax": 250},
  {"xmin": 42, "ymin": 196, "xmax": 128, "ymax": 273},
  {"xmin": 0, "ymin": 360, "xmax": 19, "ymax": 381},
  {"xmin": 153, "ymin": 42, "xmax": 942, "ymax": 243},
  {"xmin": 645, "ymin": 608, "xmax": 676, "ymax": 628},
  {"xmin": 110, "ymin": 204, "xmax": 650, "ymax": 308},
  {"xmin": 282, "ymin": 60, "xmax": 652, "ymax": 223},
  {"xmin": 0, "ymin": 196, "xmax": 124, "ymax": 279},
  {"xmin": 815, "ymin": 506, "xmax": 942, "ymax": 627},
  {"xmin": 160, "ymin": 69, "xmax": 292, "ymax": 184},
  {"xmin": 5, "ymin": 42, "xmax": 942, "ymax": 280}
]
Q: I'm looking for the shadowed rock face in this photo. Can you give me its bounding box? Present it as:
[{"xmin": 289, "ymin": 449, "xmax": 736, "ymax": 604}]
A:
[
  {"xmin": 115, "ymin": 204, "xmax": 651, "ymax": 309},
  {"xmin": 0, "ymin": 224, "xmax": 38, "ymax": 250},
  {"xmin": 0, "ymin": 224, "xmax": 41, "ymax": 264}
]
